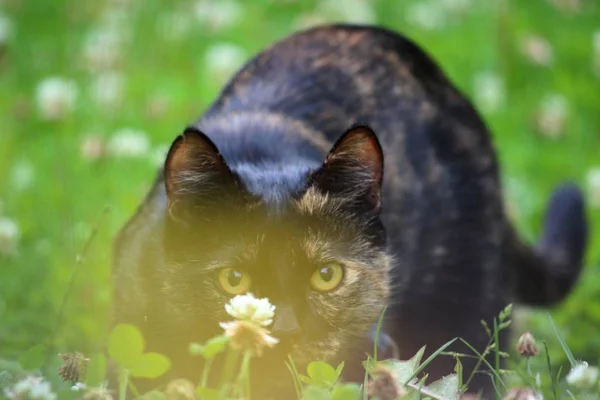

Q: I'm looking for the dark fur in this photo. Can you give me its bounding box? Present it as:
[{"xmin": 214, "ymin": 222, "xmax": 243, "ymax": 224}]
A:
[{"xmin": 111, "ymin": 24, "xmax": 588, "ymax": 398}]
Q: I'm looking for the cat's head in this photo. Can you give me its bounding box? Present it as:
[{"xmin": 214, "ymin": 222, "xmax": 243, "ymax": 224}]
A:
[{"xmin": 160, "ymin": 123, "xmax": 392, "ymax": 372}]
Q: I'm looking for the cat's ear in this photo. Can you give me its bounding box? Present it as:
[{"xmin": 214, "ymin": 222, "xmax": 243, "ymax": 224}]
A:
[
  {"xmin": 310, "ymin": 124, "xmax": 384, "ymax": 212},
  {"xmin": 164, "ymin": 126, "xmax": 240, "ymax": 219}
]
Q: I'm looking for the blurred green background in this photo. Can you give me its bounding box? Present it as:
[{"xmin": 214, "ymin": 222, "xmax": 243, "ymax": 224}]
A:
[{"xmin": 0, "ymin": 0, "xmax": 599, "ymax": 380}]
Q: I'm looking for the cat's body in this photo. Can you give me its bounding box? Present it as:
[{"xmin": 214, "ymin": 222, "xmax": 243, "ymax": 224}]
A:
[{"xmin": 112, "ymin": 24, "xmax": 588, "ymax": 398}]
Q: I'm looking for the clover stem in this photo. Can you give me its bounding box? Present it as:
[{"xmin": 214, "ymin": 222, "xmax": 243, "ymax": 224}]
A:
[
  {"xmin": 200, "ymin": 357, "xmax": 214, "ymax": 388},
  {"xmin": 118, "ymin": 367, "xmax": 129, "ymax": 400}
]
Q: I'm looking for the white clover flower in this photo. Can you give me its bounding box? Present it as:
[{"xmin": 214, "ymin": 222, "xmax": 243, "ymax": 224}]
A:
[
  {"xmin": 90, "ymin": 71, "xmax": 125, "ymax": 111},
  {"xmin": 107, "ymin": 128, "xmax": 151, "ymax": 158},
  {"xmin": 150, "ymin": 144, "xmax": 169, "ymax": 167},
  {"xmin": 534, "ymin": 93, "xmax": 569, "ymax": 139},
  {"xmin": 406, "ymin": 0, "xmax": 448, "ymax": 31},
  {"xmin": 0, "ymin": 12, "xmax": 13, "ymax": 46},
  {"xmin": 0, "ymin": 216, "xmax": 20, "ymax": 256},
  {"xmin": 472, "ymin": 71, "xmax": 505, "ymax": 114},
  {"xmin": 566, "ymin": 361, "xmax": 599, "ymax": 389},
  {"xmin": 225, "ymin": 293, "xmax": 276, "ymax": 326},
  {"xmin": 219, "ymin": 320, "xmax": 279, "ymax": 356},
  {"xmin": 440, "ymin": 0, "xmax": 472, "ymax": 14},
  {"xmin": 157, "ymin": 9, "xmax": 194, "ymax": 42},
  {"xmin": 81, "ymin": 134, "xmax": 105, "ymax": 161},
  {"xmin": 586, "ymin": 167, "xmax": 600, "ymax": 208},
  {"xmin": 316, "ymin": 0, "xmax": 377, "ymax": 24},
  {"xmin": 35, "ymin": 77, "xmax": 78, "ymax": 120},
  {"xmin": 194, "ymin": 0, "xmax": 243, "ymax": 32},
  {"xmin": 521, "ymin": 35, "xmax": 554, "ymax": 67},
  {"xmin": 71, "ymin": 382, "xmax": 87, "ymax": 391},
  {"xmin": 204, "ymin": 43, "xmax": 247, "ymax": 83},
  {"xmin": 10, "ymin": 159, "xmax": 35, "ymax": 191},
  {"xmin": 4, "ymin": 375, "xmax": 57, "ymax": 400}
]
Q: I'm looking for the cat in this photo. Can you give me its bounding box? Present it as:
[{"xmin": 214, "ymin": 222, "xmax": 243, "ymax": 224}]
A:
[{"xmin": 111, "ymin": 24, "xmax": 588, "ymax": 398}]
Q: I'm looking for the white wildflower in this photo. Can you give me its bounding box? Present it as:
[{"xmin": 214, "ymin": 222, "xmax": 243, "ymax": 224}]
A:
[
  {"xmin": 317, "ymin": 0, "xmax": 377, "ymax": 24},
  {"xmin": 90, "ymin": 72, "xmax": 125, "ymax": 111},
  {"xmin": 225, "ymin": 293, "xmax": 276, "ymax": 326},
  {"xmin": 440, "ymin": 0, "xmax": 472, "ymax": 14},
  {"xmin": 71, "ymin": 382, "xmax": 87, "ymax": 391},
  {"xmin": 10, "ymin": 159, "xmax": 35, "ymax": 191},
  {"xmin": 0, "ymin": 12, "xmax": 13, "ymax": 45},
  {"xmin": 294, "ymin": 13, "xmax": 329, "ymax": 30},
  {"xmin": 4, "ymin": 375, "xmax": 57, "ymax": 400},
  {"xmin": 107, "ymin": 128, "xmax": 151, "ymax": 158},
  {"xmin": 521, "ymin": 35, "xmax": 553, "ymax": 67},
  {"xmin": 150, "ymin": 144, "xmax": 169, "ymax": 167},
  {"xmin": 35, "ymin": 77, "xmax": 78, "ymax": 120},
  {"xmin": 0, "ymin": 216, "xmax": 20, "ymax": 256},
  {"xmin": 204, "ymin": 43, "xmax": 246, "ymax": 83},
  {"xmin": 157, "ymin": 9, "xmax": 194, "ymax": 41},
  {"xmin": 81, "ymin": 8, "xmax": 130, "ymax": 74},
  {"xmin": 503, "ymin": 387, "xmax": 543, "ymax": 400},
  {"xmin": 81, "ymin": 134, "xmax": 105, "ymax": 161},
  {"xmin": 219, "ymin": 320, "xmax": 279, "ymax": 356},
  {"xmin": 194, "ymin": 0, "xmax": 243, "ymax": 32},
  {"xmin": 472, "ymin": 71, "xmax": 505, "ymax": 114},
  {"xmin": 586, "ymin": 167, "xmax": 600, "ymax": 208},
  {"xmin": 406, "ymin": 0, "xmax": 448, "ymax": 31},
  {"xmin": 534, "ymin": 93, "xmax": 569, "ymax": 139},
  {"xmin": 566, "ymin": 361, "xmax": 599, "ymax": 389}
]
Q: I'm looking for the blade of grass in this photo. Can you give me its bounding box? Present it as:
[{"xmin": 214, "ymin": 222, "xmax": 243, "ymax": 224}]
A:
[
  {"xmin": 458, "ymin": 338, "xmax": 506, "ymax": 395},
  {"xmin": 546, "ymin": 312, "xmax": 576, "ymax": 368},
  {"xmin": 543, "ymin": 340, "xmax": 558, "ymax": 400},
  {"xmin": 286, "ymin": 355, "xmax": 303, "ymax": 400},
  {"xmin": 373, "ymin": 306, "xmax": 387, "ymax": 363},
  {"xmin": 404, "ymin": 338, "xmax": 458, "ymax": 385}
]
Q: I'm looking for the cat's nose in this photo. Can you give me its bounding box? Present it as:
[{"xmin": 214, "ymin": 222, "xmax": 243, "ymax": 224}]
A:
[{"xmin": 271, "ymin": 304, "xmax": 302, "ymax": 339}]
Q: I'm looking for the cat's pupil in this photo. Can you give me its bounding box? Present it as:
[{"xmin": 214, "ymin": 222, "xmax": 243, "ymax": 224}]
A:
[
  {"xmin": 319, "ymin": 267, "xmax": 334, "ymax": 282},
  {"xmin": 227, "ymin": 269, "xmax": 243, "ymax": 286}
]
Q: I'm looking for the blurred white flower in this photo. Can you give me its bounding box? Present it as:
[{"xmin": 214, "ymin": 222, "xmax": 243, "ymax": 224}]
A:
[
  {"xmin": 10, "ymin": 159, "xmax": 35, "ymax": 191},
  {"xmin": 150, "ymin": 144, "xmax": 169, "ymax": 167},
  {"xmin": 503, "ymin": 387, "xmax": 543, "ymax": 400},
  {"xmin": 194, "ymin": 0, "xmax": 243, "ymax": 32},
  {"xmin": 472, "ymin": 71, "xmax": 505, "ymax": 114},
  {"xmin": 440, "ymin": 0, "xmax": 472, "ymax": 14},
  {"xmin": 4, "ymin": 375, "xmax": 56, "ymax": 400},
  {"xmin": 317, "ymin": 0, "xmax": 377, "ymax": 24},
  {"xmin": 35, "ymin": 77, "xmax": 78, "ymax": 120},
  {"xmin": 0, "ymin": 12, "xmax": 13, "ymax": 45},
  {"xmin": 80, "ymin": 134, "xmax": 106, "ymax": 161},
  {"xmin": 204, "ymin": 43, "xmax": 246, "ymax": 83},
  {"xmin": 586, "ymin": 167, "xmax": 600, "ymax": 208},
  {"xmin": 566, "ymin": 361, "xmax": 599, "ymax": 389},
  {"xmin": 294, "ymin": 13, "xmax": 329, "ymax": 30},
  {"xmin": 219, "ymin": 320, "xmax": 279, "ymax": 356},
  {"xmin": 157, "ymin": 9, "xmax": 194, "ymax": 41},
  {"xmin": 406, "ymin": 0, "xmax": 448, "ymax": 31},
  {"xmin": 534, "ymin": 93, "xmax": 569, "ymax": 139},
  {"xmin": 0, "ymin": 217, "xmax": 19, "ymax": 256},
  {"xmin": 71, "ymin": 382, "xmax": 87, "ymax": 391},
  {"xmin": 548, "ymin": 0, "xmax": 581, "ymax": 13},
  {"xmin": 521, "ymin": 35, "xmax": 554, "ymax": 67},
  {"xmin": 107, "ymin": 128, "xmax": 151, "ymax": 158},
  {"xmin": 90, "ymin": 71, "xmax": 125, "ymax": 110},
  {"xmin": 81, "ymin": 6, "xmax": 130, "ymax": 74},
  {"xmin": 225, "ymin": 293, "xmax": 276, "ymax": 326}
]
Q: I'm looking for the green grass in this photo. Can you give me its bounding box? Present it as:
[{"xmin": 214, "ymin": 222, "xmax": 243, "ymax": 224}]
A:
[{"xmin": 0, "ymin": 0, "xmax": 599, "ymax": 398}]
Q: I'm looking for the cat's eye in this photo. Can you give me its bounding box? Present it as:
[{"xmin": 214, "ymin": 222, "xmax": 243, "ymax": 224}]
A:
[
  {"xmin": 310, "ymin": 262, "xmax": 345, "ymax": 292},
  {"xmin": 217, "ymin": 268, "xmax": 251, "ymax": 295}
]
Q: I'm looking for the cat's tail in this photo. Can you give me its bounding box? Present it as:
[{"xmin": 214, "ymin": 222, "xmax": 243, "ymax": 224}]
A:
[{"xmin": 508, "ymin": 182, "xmax": 589, "ymax": 307}]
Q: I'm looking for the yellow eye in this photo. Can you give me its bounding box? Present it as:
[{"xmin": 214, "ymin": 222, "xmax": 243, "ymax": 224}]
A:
[
  {"xmin": 310, "ymin": 263, "xmax": 345, "ymax": 292},
  {"xmin": 217, "ymin": 268, "xmax": 251, "ymax": 295}
]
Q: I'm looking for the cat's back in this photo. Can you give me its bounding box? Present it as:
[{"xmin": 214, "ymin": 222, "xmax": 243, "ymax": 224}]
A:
[{"xmin": 205, "ymin": 24, "xmax": 496, "ymax": 170}]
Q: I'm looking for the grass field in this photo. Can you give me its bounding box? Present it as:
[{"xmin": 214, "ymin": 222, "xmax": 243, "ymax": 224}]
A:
[{"xmin": 0, "ymin": 0, "xmax": 599, "ymax": 398}]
